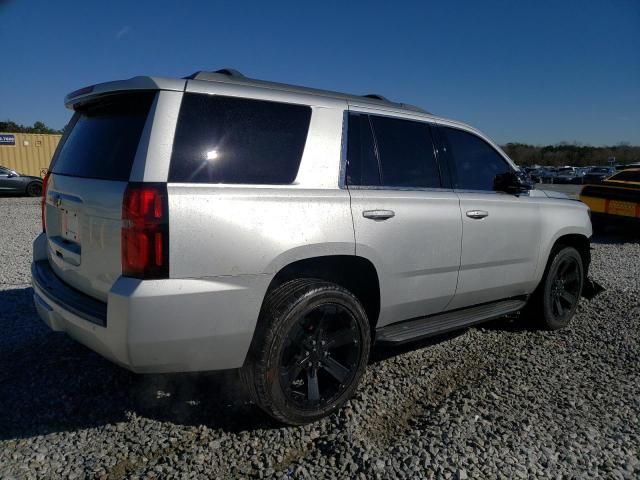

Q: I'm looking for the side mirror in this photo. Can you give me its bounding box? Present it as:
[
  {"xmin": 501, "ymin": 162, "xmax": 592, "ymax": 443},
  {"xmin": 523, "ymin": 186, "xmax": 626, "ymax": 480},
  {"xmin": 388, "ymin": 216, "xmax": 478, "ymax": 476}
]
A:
[
  {"xmin": 7, "ymin": 172, "xmax": 17, "ymax": 178},
  {"xmin": 493, "ymin": 171, "xmax": 532, "ymax": 195}
]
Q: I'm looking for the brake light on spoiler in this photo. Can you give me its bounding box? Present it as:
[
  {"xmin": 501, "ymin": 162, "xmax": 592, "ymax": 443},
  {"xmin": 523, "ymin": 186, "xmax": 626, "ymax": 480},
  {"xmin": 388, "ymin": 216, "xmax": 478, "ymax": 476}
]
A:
[{"xmin": 122, "ymin": 183, "xmax": 169, "ymax": 279}]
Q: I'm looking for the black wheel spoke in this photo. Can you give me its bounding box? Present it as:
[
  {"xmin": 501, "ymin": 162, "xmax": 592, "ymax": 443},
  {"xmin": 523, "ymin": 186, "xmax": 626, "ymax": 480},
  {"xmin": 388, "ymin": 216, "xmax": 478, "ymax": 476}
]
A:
[
  {"xmin": 564, "ymin": 270, "xmax": 579, "ymax": 284},
  {"xmin": 307, "ymin": 368, "xmax": 320, "ymax": 401},
  {"xmin": 280, "ymin": 357, "xmax": 307, "ymax": 387},
  {"xmin": 316, "ymin": 305, "xmax": 335, "ymax": 328},
  {"xmin": 560, "ymin": 291, "xmax": 577, "ymax": 306},
  {"xmin": 324, "ymin": 328, "xmax": 356, "ymax": 349},
  {"xmin": 554, "ymin": 296, "xmax": 564, "ymax": 316},
  {"xmin": 321, "ymin": 356, "xmax": 351, "ymax": 384}
]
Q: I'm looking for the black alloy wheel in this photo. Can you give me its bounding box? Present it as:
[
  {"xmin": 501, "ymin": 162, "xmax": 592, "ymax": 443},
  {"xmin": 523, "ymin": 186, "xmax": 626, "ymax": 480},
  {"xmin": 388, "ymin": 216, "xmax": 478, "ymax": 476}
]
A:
[
  {"xmin": 547, "ymin": 255, "xmax": 582, "ymax": 321},
  {"xmin": 242, "ymin": 279, "xmax": 371, "ymax": 425},
  {"xmin": 529, "ymin": 246, "xmax": 584, "ymax": 330},
  {"xmin": 279, "ymin": 303, "xmax": 362, "ymax": 410}
]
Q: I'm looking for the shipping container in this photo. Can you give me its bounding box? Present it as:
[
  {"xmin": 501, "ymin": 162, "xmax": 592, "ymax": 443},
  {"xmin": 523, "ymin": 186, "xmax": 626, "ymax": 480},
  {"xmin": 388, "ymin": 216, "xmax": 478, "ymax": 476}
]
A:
[{"xmin": 0, "ymin": 132, "xmax": 62, "ymax": 177}]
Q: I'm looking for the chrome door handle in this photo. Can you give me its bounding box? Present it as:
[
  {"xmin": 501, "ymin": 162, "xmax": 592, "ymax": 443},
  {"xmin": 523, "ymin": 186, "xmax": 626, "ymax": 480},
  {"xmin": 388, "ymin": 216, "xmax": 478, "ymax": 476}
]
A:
[
  {"xmin": 466, "ymin": 210, "xmax": 489, "ymax": 219},
  {"xmin": 363, "ymin": 209, "xmax": 395, "ymax": 220}
]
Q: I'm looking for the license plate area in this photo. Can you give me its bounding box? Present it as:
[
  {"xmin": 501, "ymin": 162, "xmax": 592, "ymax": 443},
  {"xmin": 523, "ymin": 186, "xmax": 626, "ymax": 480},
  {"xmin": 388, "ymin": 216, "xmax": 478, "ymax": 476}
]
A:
[
  {"xmin": 606, "ymin": 200, "xmax": 637, "ymax": 218},
  {"xmin": 61, "ymin": 209, "xmax": 80, "ymax": 242}
]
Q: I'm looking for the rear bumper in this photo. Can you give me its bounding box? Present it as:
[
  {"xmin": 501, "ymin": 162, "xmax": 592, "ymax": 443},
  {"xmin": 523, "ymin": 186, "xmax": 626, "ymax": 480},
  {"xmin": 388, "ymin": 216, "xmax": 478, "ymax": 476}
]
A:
[{"xmin": 31, "ymin": 256, "xmax": 271, "ymax": 373}]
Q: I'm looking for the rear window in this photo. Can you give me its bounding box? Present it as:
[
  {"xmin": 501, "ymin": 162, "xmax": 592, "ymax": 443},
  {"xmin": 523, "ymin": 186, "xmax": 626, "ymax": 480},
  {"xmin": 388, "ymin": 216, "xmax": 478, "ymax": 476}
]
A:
[
  {"xmin": 370, "ymin": 115, "xmax": 441, "ymax": 188},
  {"xmin": 51, "ymin": 93, "xmax": 155, "ymax": 180},
  {"xmin": 169, "ymin": 94, "xmax": 311, "ymax": 184},
  {"xmin": 346, "ymin": 113, "xmax": 380, "ymax": 186}
]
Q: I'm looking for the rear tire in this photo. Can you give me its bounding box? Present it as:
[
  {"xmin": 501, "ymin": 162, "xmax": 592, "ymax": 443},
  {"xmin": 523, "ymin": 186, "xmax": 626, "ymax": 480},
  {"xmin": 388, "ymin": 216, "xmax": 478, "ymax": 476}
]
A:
[
  {"xmin": 26, "ymin": 181, "xmax": 42, "ymax": 197},
  {"xmin": 241, "ymin": 279, "xmax": 371, "ymax": 425},
  {"xmin": 526, "ymin": 246, "xmax": 584, "ymax": 330}
]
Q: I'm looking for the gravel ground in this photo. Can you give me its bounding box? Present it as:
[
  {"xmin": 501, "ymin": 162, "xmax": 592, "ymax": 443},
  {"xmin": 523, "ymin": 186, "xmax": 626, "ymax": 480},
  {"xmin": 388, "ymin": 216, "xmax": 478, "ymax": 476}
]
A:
[{"xmin": 0, "ymin": 196, "xmax": 639, "ymax": 479}]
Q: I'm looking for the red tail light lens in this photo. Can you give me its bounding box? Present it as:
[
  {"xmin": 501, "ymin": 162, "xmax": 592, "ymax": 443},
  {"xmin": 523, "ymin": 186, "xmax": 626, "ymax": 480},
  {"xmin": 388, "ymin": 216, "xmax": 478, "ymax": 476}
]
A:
[
  {"xmin": 41, "ymin": 172, "xmax": 50, "ymax": 232},
  {"xmin": 122, "ymin": 183, "xmax": 169, "ymax": 279}
]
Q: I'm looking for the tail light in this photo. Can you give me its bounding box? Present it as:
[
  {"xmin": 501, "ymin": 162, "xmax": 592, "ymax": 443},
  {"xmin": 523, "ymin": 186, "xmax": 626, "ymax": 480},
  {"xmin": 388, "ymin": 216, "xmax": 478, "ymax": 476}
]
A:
[
  {"xmin": 122, "ymin": 183, "xmax": 169, "ymax": 279},
  {"xmin": 41, "ymin": 172, "xmax": 50, "ymax": 232}
]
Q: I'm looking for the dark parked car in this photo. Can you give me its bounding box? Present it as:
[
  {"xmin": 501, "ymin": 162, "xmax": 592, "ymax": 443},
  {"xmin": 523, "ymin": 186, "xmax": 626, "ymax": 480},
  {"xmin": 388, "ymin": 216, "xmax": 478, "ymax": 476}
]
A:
[
  {"xmin": 553, "ymin": 167, "xmax": 580, "ymax": 184},
  {"xmin": 0, "ymin": 166, "xmax": 43, "ymax": 196},
  {"xmin": 582, "ymin": 166, "xmax": 615, "ymax": 185}
]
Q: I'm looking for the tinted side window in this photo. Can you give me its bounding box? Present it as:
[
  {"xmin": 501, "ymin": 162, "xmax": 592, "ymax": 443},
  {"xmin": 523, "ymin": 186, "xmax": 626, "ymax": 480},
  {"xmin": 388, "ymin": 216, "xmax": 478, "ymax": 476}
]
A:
[
  {"xmin": 440, "ymin": 127, "xmax": 512, "ymax": 191},
  {"xmin": 346, "ymin": 114, "xmax": 380, "ymax": 186},
  {"xmin": 169, "ymin": 94, "xmax": 311, "ymax": 184},
  {"xmin": 370, "ymin": 116, "xmax": 441, "ymax": 188}
]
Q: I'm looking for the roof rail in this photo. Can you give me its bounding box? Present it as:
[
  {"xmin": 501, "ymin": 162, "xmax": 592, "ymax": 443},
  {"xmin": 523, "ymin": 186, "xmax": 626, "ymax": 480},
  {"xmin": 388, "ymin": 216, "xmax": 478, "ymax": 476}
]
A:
[
  {"xmin": 183, "ymin": 69, "xmax": 430, "ymax": 114},
  {"xmin": 363, "ymin": 94, "xmax": 390, "ymax": 102},
  {"xmin": 184, "ymin": 68, "xmax": 245, "ymax": 80},
  {"xmin": 363, "ymin": 95, "xmax": 428, "ymax": 114}
]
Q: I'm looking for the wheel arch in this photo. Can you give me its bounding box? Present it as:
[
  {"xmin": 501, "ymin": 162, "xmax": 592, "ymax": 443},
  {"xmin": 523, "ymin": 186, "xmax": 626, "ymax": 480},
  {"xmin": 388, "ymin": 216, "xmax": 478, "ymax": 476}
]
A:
[
  {"xmin": 538, "ymin": 232, "xmax": 591, "ymax": 290},
  {"xmin": 267, "ymin": 255, "xmax": 380, "ymax": 328},
  {"xmin": 245, "ymin": 255, "xmax": 381, "ymax": 364}
]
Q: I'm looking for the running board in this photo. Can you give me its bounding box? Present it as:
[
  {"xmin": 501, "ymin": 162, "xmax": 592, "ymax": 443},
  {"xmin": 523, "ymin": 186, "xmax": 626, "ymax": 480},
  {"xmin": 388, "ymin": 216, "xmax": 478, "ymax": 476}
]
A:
[{"xmin": 376, "ymin": 299, "xmax": 527, "ymax": 345}]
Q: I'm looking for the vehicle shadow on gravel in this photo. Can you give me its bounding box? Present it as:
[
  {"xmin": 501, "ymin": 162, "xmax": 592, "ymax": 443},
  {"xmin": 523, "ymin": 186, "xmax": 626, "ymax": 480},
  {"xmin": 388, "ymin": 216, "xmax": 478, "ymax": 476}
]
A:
[
  {"xmin": 591, "ymin": 229, "xmax": 640, "ymax": 245},
  {"xmin": 1, "ymin": 285, "xmax": 527, "ymax": 439},
  {"xmin": 0, "ymin": 287, "xmax": 278, "ymax": 441}
]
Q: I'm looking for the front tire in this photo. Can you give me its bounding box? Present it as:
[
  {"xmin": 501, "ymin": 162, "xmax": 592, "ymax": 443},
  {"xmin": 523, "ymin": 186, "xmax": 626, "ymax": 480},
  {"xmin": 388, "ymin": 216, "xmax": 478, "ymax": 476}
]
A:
[
  {"xmin": 242, "ymin": 279, "xmax": 371, "ymax": 425},
  {"xmin": 528, "ymin": 246, "xmax": 584, "ymax": 330}
]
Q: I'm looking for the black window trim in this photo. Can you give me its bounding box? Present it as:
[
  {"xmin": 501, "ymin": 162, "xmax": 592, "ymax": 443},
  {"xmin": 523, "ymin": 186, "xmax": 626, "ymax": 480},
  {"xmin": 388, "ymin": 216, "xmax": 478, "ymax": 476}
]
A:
[
  {"xmin": 340, "ymin": 109, "xmax": 454, "ymax": 192},
  {"xmin": 434, "ymin": 123, "xmax": 521, "ymax": 196}
]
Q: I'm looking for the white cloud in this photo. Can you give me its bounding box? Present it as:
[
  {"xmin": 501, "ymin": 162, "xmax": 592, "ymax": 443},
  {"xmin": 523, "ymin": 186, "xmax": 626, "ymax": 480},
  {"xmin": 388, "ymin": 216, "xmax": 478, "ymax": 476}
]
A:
[{"xmin": 115, "ymin": 26, "xmax": 132, "ymax": 40}]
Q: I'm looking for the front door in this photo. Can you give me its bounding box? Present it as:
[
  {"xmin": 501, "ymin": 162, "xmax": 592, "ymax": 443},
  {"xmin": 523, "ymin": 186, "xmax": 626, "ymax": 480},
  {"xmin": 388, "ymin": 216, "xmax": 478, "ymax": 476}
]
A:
[{"xmin": 436, "ymin": 124, "xmax": 542, "ymax": 309}]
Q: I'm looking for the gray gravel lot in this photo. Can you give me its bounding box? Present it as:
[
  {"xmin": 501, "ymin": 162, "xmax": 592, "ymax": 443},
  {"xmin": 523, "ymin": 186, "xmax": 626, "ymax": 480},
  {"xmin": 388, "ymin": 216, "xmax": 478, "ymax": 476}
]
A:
[{"xmin": 0, "ymin": 196, "xmax": 639, "ymax": 479}]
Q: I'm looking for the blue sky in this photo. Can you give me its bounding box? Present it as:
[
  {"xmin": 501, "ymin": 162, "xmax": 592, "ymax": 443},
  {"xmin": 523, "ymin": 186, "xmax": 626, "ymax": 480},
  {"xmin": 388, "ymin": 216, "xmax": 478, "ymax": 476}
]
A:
[{"xmin": 1, "ymin": 0, "xmax": 638, "ymax": 145}]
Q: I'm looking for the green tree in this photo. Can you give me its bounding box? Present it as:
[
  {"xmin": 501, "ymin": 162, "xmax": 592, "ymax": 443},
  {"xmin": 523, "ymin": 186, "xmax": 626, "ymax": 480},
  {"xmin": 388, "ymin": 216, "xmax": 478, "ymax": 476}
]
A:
[{"xmin": 0, "ymin": 119, "xmax": 63, "ymax": 134}]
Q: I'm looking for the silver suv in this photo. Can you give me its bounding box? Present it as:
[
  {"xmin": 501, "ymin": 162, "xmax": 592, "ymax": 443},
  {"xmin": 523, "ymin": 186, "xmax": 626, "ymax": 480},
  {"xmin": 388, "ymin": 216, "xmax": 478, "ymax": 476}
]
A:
[{"xmin": 32, "ymin": 69, "xmax": 592, "ymax": 424}]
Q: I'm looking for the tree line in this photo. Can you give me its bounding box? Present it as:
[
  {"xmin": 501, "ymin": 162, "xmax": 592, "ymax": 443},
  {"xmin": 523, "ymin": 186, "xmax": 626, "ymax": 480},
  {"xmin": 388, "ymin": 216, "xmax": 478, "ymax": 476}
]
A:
[
  {"xmin": 1, "ymin": 119, "xmax": 638, "ymax": 167},
  {"xmin": 501, "ymin": 142, "xmax": 640, "ymax": 167},
  {"xmin": 0, "ymin": 120, "xmax": 63, "ymax": 135}
]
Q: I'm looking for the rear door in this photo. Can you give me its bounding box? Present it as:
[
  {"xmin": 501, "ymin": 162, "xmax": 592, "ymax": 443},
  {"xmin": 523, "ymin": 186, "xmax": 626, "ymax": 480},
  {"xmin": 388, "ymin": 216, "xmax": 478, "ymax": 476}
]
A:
[
  {"xmin": 435, "ymin": 124, "xmax": 542, "ymax": 309},
  {"xmin": 346, "ymin": 111, "xmax": 462, "ymax": 328},
  {"xmin": 44, "ymin": 92, "xmax": 156, "ymax": 301}
]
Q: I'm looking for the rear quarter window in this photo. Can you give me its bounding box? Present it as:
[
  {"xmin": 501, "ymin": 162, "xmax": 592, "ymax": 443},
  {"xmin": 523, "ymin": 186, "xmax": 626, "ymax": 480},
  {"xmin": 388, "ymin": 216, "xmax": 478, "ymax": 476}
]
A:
[
  {"xmin": 51, "ymin": 93, "xmax": 155, "ymax": 181},
  {"xmin": 169, "ymin": 94, "xmax": 311, "ymax": 184}
]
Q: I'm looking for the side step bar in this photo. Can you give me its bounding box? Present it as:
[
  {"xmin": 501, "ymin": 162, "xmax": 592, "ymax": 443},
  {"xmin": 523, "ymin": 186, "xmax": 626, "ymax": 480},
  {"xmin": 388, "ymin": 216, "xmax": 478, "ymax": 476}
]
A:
[{"xmin": 376, "ymin": 298, "xmax": 527, "ymax": 345}]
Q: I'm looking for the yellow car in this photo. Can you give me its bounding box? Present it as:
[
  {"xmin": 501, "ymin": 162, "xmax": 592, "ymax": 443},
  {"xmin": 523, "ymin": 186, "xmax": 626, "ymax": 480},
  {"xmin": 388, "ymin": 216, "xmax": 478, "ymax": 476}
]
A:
[{"xmin": 579, "ymin": 168, "xmax": 640, "ymax": 229}]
